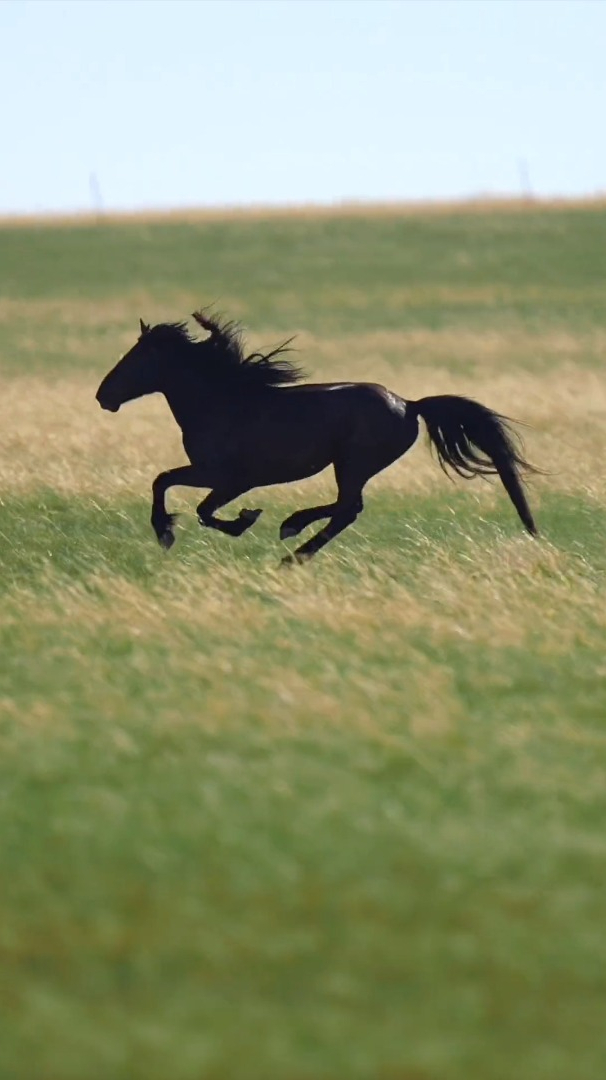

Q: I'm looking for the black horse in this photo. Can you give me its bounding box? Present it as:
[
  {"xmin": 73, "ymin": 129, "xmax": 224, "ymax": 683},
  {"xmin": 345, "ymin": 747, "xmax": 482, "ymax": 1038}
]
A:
[{"xmin": 96, "ymin": 310, "xmax": 538, "ymax": 563}]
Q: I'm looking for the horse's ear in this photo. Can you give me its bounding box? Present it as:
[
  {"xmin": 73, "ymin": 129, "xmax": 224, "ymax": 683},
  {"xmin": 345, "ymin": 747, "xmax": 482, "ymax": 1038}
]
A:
[{"xmin": 139, "ymin": 318, "xmax": 150, "ymax": 335}]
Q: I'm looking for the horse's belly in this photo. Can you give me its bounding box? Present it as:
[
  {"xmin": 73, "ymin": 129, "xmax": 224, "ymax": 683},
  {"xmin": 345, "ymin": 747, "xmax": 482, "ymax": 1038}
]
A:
[{"xmin": 250, "ymin": 449, "xmax": 333, "ymax": 486}]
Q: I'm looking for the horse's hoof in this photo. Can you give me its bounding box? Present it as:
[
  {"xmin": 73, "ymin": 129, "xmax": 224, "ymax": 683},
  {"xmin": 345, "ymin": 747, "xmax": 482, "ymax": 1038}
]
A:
[
  {"xmin": 280, "ymin": 552, "xmax": 308, "ymax": 568},
  {"xmin": 240, "ymin": 508, "xmax": 263, "ymax": 524},
  {"xmin": 152, "ymin": 512, "xmax": 177, "ymax": 548},
  {"xmin": 279, "ymin": 524, "xmax": 297, "ymax": 541}
]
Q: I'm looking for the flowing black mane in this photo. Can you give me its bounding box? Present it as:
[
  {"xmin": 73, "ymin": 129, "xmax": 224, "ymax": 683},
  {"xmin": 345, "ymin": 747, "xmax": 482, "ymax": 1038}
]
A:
[{"xmin": 157, "ymin": 310, "xmax": 304, "ymax": 388}]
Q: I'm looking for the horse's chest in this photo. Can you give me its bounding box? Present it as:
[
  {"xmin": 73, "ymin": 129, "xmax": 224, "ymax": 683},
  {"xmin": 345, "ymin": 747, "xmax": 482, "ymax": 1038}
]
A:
[{"xmin": 182, "ymin": 426, "xmax": 249, "ymax": 476}]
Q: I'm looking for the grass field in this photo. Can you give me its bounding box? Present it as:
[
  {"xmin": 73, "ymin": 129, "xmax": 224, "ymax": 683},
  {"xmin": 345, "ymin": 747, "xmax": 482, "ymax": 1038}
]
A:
[{"xmin": 1, "ymin": 200, "xmax": 606, "ymax": 1079}]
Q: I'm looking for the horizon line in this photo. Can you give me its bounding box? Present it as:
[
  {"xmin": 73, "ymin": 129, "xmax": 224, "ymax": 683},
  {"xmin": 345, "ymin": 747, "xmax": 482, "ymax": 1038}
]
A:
[{"xmin": 2, "ymin": 192, "xmax": 606, "ymax": 230}]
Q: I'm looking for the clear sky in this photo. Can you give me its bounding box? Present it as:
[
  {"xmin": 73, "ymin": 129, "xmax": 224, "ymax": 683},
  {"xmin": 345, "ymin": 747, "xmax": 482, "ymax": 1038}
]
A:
[{"xmin": 1, "ymin": 0, "xmax": 604, "ymax": 215}]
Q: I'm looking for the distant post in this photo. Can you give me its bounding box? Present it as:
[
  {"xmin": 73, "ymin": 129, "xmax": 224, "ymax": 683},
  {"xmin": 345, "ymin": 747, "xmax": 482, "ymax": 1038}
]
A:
[
  {"xmin": 89, "ymin": 172, "xmax": 104, "ymax": 221},
  {"xmin": 517, "ymin": 158, "xmax": 533, "ymax": 202}
]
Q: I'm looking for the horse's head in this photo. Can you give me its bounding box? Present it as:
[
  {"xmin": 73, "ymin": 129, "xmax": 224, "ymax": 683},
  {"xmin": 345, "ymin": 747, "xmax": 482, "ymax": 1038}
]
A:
[{"xmin": 96, "ymin": 318, "xmax": 170, "ymax": 412}]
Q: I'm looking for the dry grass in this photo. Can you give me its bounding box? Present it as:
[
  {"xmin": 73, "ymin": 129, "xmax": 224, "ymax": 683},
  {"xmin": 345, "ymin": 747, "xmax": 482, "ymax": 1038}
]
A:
[
  {"xmin": 2, "ymin": 523, "xmax": 603, "ymax": 741},
  {"xmin": 1, "ymin": 333, "xmax": 604, "ymax": 505},
  {"xmin": 0, "ymin": 564, "xmax": 461, "ymax": 744},
  {"xmin": 2, "ymin": 194, "xmax": 606, "ymax": 230}
]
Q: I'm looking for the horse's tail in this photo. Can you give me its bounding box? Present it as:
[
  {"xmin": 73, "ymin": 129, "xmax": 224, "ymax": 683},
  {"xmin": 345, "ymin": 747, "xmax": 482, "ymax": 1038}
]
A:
[{"xmin": 407, "ymin": 394, "xmax": 539, "ymax": 536}]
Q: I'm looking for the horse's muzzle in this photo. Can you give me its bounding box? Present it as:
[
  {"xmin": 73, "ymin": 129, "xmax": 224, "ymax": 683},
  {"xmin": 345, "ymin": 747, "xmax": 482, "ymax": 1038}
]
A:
[{"xmin": 96, "ymin": 390, "xmax": 120, "ymax": 412}]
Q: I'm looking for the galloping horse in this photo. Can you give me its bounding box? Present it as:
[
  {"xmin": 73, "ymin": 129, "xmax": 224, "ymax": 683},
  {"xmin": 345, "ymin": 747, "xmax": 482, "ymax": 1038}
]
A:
[{"xmin": 96, "ymin": 310, "xmax": 538, "ymax": 563}]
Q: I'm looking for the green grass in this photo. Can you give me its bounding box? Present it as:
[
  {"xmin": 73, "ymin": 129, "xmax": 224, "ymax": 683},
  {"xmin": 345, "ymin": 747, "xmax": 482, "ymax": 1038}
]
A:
[{"xmin": 1, "ymin": 201, "xmax": 606, "ymax": 1079}]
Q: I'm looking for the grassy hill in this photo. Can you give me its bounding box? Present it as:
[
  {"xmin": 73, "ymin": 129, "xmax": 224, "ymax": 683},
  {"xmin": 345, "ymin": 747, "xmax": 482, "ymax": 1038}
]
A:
[{"xmin": 1, "ymin": 200, "xmax": 605, "ymax": 1079}]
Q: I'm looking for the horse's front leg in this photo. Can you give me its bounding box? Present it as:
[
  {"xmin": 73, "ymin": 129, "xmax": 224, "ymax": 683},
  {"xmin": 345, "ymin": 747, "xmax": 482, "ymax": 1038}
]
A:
[
  {"xmin": 196, "ymin": 488, "xmax": 262, "ymax": 537},
  {"xmin": 150, "ymin": 468, "xmax": 261, "ymax": 550},
  {"xmin": 151, "ymin": 465, "xmax": 205, "ymax": 549}
]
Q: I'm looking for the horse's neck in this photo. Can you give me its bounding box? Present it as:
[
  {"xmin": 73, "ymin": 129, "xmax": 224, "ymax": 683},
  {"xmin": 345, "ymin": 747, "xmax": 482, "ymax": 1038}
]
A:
[
  {"xmin": 162, "ymin": 377, "xmax": 205, "ymax": 431},
  {"xmin": 161, "ymin": 376, "xmax": 233, "ymax": 433}
]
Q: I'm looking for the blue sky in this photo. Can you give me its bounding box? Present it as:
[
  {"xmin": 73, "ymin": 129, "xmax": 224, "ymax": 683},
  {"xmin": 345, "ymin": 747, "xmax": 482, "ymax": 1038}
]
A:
[{"xmin": 1, "ymin": 0, "xmax": 605, "ymax": 215}]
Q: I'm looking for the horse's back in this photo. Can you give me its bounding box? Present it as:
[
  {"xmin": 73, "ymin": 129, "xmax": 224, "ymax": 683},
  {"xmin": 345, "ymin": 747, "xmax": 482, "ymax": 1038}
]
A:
[
  {"xmin": 293, "ymin": 380, "xmax": 408, "ymax": 423},
  {"xmin": 283, "ymin": 380, "xmax": 408, "ymax": 415},
  {"xmin": 277, "ymin": 380, "xmax": 416, "ymax": 461}
]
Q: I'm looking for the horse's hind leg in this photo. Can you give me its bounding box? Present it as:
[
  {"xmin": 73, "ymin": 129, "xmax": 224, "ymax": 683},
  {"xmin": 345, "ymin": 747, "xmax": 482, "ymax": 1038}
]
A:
[
  {"xmin": 280, "ymin": 443, "xmax": 405, "ymax": 564},
  {"xmin": 279, "ymin": 501, "xmax": 338, "ymax": 540},
  {"xmin": 281, "ymin": 467, "xmax": 365, "ymax": 564},
  {"xmin": 282, "ymin": 495, "xmax": 363, "ymax": 564}
]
